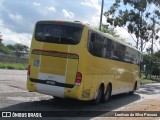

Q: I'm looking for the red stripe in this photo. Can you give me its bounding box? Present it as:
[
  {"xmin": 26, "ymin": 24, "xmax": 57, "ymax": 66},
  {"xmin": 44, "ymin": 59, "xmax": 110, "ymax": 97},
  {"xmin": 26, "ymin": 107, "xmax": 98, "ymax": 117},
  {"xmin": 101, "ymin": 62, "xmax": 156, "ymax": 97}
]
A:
[{"xmin": 32, "ymin": 49, "xmax": 78, "ymax": 56}]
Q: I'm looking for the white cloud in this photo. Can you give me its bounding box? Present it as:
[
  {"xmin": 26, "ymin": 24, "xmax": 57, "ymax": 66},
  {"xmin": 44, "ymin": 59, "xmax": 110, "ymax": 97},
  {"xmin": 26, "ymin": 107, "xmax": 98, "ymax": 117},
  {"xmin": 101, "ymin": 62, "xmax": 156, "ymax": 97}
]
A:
[
  {"xmin": 115, "ymin": 26, "xmax": 137, "ymax": 46},
  {"xmin": 33, "ymin": 4, "xmax": 56, "ymax": 17},
  {"xmin": 33, "ymin": 2, "xmax": 40, "ymax": 6},
  {"xmin": 85, "ymin": 14, "xmax": 106, "ymax": 28},
  {"xmin": 80, "ymin": 0, "xmax": 107, "ymax": 28},
  {"xmin": 47, "ymin": 7, "xmax": 56, "ymax": 13},
  {"xmin": 115, "ymin": 27, "xmax": 160, "ymax": 52},
  {"xmin": 0, "ymin": 0, "xmax": 102, "ymax": 46},
  {"xmin": 80, "ymin": 0, "xmax": 101, "ymax": 13},
  {"xmin": 90, "ymin": 16, "xmax": 100, "ymax": 27},
  {"xmin": 0, "ymin": 23, "xmax": 31, "ymax": 46},
  {"xmin": 8, "ymin": 13, "xmax": 23, "ymax": 23},
  {"xmin": 62, "ymin": 9, "xmax": 75, "ymax": 19},
  {"xmin": 0, "ymin": 19, "xmax": 3, "ymax": 26}
]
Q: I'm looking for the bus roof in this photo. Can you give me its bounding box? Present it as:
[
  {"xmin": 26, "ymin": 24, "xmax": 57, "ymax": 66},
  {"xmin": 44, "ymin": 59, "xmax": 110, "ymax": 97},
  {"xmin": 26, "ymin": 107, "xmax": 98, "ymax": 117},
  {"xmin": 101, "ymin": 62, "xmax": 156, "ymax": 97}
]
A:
[{"xmin": 36, "ymin": 20, "xmax": 85, "ymax": 27}]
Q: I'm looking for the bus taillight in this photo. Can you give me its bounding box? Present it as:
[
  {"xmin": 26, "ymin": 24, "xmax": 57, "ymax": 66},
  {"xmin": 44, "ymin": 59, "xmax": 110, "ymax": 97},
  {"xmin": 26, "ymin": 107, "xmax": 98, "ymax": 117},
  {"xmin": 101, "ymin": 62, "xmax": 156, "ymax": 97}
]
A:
[
  {"xmin": 75, "ymin": 72, "xmax": 82, "ymax": 86},
  {"xmin": 27, "ymin": 65, "xmax": 31, "ymax": 78},
  {"xmin": 56, "ymin": 21, "xmax": 64, "ymax": 24}
]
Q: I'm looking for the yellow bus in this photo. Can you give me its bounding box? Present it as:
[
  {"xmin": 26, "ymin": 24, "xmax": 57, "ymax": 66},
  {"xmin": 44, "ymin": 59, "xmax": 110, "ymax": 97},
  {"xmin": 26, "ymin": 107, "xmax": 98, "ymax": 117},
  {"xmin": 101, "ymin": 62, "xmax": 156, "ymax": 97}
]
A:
[{"xmin": 27, "ymin": 20, "xmax": 142, "ymax": 104}]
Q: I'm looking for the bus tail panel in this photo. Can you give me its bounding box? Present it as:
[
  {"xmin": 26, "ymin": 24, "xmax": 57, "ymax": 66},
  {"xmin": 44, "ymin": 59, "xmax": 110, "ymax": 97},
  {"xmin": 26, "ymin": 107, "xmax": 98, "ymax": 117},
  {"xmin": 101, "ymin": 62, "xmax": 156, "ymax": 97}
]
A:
[{"xmin": 29, "ymin": 49, "xmax": 79, "ymax": 97}]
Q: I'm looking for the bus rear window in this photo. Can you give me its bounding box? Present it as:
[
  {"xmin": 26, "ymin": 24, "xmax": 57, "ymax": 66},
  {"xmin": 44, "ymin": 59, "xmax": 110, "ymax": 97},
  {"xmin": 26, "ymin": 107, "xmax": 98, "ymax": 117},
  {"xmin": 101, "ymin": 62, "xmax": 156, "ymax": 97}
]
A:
[{"xmin": 35, "ymin": 22, "xmax": 84, "ymax": 45}]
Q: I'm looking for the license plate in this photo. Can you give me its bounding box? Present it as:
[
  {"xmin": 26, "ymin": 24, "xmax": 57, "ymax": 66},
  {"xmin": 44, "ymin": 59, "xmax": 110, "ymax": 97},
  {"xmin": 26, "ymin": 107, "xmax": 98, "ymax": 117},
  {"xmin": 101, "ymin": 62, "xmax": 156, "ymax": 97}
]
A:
[{"xmin": 46, "ymin": 80, "xmax": 55, "ymax": 85}]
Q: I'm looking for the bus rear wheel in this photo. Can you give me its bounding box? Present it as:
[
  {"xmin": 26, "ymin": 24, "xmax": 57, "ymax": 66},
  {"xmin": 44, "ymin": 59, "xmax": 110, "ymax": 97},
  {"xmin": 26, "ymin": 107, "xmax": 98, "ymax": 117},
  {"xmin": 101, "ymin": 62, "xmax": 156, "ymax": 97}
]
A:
[
  {"xmin": 102, "ymin": 84, "xmax": 111, "ymax": 103},
  {"xmin": 129, "ymin": 82, "xmax": 137, "ymax": 95},
  {"xmin": 92, "ymin": 86, "xmax": 103, "ymax": 105}
]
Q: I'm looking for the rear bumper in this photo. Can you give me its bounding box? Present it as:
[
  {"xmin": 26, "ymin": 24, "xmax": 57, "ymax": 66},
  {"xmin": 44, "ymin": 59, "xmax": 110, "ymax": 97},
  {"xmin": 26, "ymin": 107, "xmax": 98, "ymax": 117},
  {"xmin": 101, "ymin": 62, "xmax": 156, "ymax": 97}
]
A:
[
  {"xmin": 30, "ymin": 78, "xmax": 74, "ymax": 88},
  {"xmin": 27, "ymin": 78, "xmax": 89, "ymax": 100}
]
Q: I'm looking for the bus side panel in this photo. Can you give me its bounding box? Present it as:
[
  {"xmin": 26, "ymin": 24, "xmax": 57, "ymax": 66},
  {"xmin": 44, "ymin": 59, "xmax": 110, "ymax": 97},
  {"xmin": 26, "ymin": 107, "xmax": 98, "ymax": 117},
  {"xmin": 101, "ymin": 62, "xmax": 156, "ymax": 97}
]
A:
[
  {"xmin": 114, "ymin": 61, "xmax": 134, "ymax": 94},
  {"xmin": 83, "ymin": 51, "xmax": 115, "ymax": 100},
  {"xmin": 82, "ymin": 50, "xmax": 138, "ymax": 98}
]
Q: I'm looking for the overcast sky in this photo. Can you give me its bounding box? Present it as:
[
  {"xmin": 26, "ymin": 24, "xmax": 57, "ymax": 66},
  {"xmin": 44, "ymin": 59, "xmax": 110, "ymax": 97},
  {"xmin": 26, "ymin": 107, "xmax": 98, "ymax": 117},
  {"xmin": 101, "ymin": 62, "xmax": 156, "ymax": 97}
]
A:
[{"xmin": 0, "ymin": 0, "xmax": 159, "ymax": 51}]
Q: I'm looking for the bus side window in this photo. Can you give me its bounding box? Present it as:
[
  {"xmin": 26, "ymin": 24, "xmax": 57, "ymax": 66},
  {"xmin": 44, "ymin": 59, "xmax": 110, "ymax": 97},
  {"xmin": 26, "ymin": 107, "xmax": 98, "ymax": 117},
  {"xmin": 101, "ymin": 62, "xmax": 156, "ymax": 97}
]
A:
[
  {"xmin": 102, "ymin": 38, "xmax": 107, "ymax": 58},
  {"xmin": 88, "ymin": 32, "xmax": 95, "ymax": 55},
  {"xmin": 94, "ymin": 33, "xmax": 103, "ymax": 57},
  {"xmin": 106, "ymin": 39, "xmax": 112, "ymax": 58},
  {"xmin": 88, "ymin": 32, "xmax": 105, "ymax": 58},
  {"xmin": 111, "ymin": 41, "xmax": 118, "ymax": 60},
  {"xmin": 124, "ymin": 47, "xmax": 133, "ymax": 63},
  {"xmin": 90, "ymin": 33, "xmax": 95, "ymax": 42},
  {"xmin": 120, "ymin": 45, "xmax": 126, "ymax": 61},
  {"xmin": 89, "ymin": 32, "xmax": 100, "ymax": 57}
]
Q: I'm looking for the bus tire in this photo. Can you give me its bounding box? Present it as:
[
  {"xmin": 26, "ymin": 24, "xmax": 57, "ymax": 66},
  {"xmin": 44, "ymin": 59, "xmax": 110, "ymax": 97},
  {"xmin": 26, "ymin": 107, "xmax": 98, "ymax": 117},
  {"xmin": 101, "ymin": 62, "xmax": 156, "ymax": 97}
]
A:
[
  {"xmin": 102, "ymin": 84, "xmax": 111, "ymax": 103},
  {"xmin": 92, "ymin": 86, "xmax": 103, "ymax": 105},
  {"xmin": 129, "ymin": 82, "xmax": 137, "ymax": 95}
]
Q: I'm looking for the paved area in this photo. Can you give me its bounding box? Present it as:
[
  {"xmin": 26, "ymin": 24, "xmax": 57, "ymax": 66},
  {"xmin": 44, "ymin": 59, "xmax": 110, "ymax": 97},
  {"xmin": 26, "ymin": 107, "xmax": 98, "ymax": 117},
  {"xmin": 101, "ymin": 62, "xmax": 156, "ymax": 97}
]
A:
[{"xmin": 0, "ymin": 69, "xmax": 160, "ymax": 120}]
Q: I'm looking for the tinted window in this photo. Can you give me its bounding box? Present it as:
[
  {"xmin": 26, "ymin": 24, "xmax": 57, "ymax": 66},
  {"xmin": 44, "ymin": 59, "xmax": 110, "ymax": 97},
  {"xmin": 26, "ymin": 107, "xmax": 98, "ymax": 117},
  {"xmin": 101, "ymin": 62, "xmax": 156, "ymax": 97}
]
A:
[
  {"xmin": 35, "ymin": 22, "xmax": 84, "ymax": 45},
  {"xmin": 124, "ymin": 47, "xmax": 135, "ymax": 64},
  {"xmin": 88, "ymin": 30, "xmax": 140, "ymax": 65},
  {"xmin": 88, "ymin": 32, "xmax": 104, "ymax": 57},
  {"xmin": 88, "ymin": 31, "xmax": 127, "ymax": 61},
  {"xmin": 111, "ymin": 42, "xmax": 126, "ymax": 61}
]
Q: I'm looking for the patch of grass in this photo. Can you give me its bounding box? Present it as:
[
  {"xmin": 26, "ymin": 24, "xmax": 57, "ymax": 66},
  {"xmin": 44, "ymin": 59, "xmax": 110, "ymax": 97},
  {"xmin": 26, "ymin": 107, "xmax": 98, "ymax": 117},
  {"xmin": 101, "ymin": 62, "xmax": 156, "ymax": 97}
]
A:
[
  {"xmin": 0, "ymin": 63, "xmax": 27, "ymax": 70},
  {"xmin": 140, "ymin": 74, "xmax": 160, "ymax": 84},
  {"xmin": 140, "ymin": 78, "xmax": 154, "ymax": 84}
]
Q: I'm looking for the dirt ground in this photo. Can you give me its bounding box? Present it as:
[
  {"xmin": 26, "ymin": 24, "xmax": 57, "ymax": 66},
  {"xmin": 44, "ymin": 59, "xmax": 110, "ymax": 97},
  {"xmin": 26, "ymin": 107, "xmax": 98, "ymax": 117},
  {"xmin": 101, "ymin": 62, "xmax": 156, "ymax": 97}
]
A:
[
  {"xmin": 102, "ymin": 100, "xmax": 160, "ymax": 120},
  {"xmin": 94, "ymin": 83, "xmax": 160, "ymax": 120}
]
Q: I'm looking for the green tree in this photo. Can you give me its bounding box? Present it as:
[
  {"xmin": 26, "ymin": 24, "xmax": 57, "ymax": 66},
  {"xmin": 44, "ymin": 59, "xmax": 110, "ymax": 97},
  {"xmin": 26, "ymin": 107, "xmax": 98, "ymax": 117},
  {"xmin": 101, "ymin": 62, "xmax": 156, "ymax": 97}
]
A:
[
  {"xmin": 154, "ymin": 50, "xmax": 160, "ymax": 78},
  {"xmin": 104, "ymin": 0, "xmax": 160, "ymax": 52},
  {"xmin": 0, "ymin": 32, "xmax": 3, "ymax": 44},
  {"xmin": 151, "ymin": 55, "xmax": 160, "ymax": 78},
  {"xmin": 14, "ymin": 43, "xmax": 29, "ymax": 58},
  {"xmin": 101, "ymin": 24, "xmax": 116, "ymax": 36},
  {"xmin": 0, "ymin": 33, "xmax": 11, "ymax": 54},
  {"xmin": 155, "ymin": 50, "xmax": 160, "ymax": 58},
  {"xmin": 0, "ymin": 44, "xmax": 11, "ymax": 54},
  {"xmin": 143, "ymin": 53, "xmax": 160, "ymax": 79},
  {"xmin": 7, "ymin": 43, "xmax": 29, "ymax": 58},
  {"xmin": 6, "ymin": 44, "xmax": 16, "ymax": 51}
]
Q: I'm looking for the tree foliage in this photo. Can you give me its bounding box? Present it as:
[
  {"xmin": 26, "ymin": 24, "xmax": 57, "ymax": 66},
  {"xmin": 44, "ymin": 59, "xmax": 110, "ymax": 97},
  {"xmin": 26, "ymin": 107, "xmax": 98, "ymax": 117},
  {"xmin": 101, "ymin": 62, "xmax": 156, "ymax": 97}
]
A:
[
  {"xmin": 7, "ymin": 43, "xmax": 29, "ymax": 58},
  {"xmin": 0, "ymin": 32, "xmax": 3, "ymax": 44},
  {"xmin": 101, "ymin": 24, "xmax": 116, "ymax": 36},
  {"xmin": 104, "ymin": 0, "xmax": 160, "ymax": 51},
  {"xmin": 0, "ymin": 33, "xmax": 29, "ymax": 57},
  {"xmin": 155, "ymin": 50, "xmax": 160, "ymax": 58},
  {"xmin": 0, "ymin": 43, "xmax": 29, "ymax": 57},
  {"xmin": 0, "ymin": 44, "xmax": 11, "ymax": 54},
  {"xmin": 143, "ymin": 50, "xmax": 160, "ymax": 78}
]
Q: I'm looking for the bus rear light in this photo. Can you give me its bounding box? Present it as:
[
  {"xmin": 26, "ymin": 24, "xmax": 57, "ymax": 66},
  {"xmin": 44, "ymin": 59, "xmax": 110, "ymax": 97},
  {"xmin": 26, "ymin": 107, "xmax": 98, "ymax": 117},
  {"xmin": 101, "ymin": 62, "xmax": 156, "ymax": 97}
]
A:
[
  {"xmin": 27, "ymin": 65, "xmax": 31, "ymax": 78},
  {"xmin": 75, "ymin": 72, "xmax": 82, "ymax": 86},
  {"xmin": 67, "ymin": 90, "xmax": 71, "ymax": 92},
  {"xmin": 56, "ymin": 21, "xmax": 64, "ymax": 24}
]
